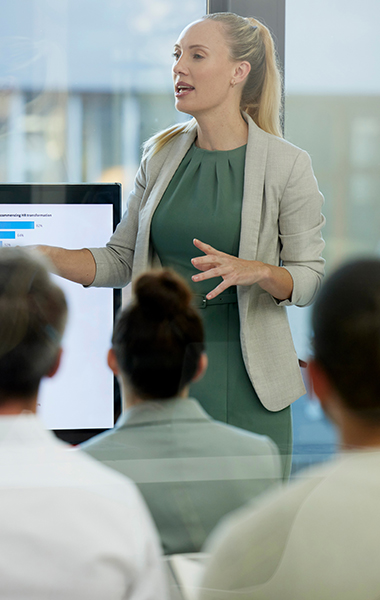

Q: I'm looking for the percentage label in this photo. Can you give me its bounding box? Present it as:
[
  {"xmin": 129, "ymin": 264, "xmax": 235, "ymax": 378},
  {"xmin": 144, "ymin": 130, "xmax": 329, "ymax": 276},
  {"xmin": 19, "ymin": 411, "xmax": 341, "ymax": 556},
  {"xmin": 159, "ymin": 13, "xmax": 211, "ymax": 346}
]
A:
[
  {"xmin": 36, "ymin": 224, "xmax": 43, "ymax": 228},
  {"xmin": 17, "ymin": 233, "xmax": 24, "ymax": 238}
]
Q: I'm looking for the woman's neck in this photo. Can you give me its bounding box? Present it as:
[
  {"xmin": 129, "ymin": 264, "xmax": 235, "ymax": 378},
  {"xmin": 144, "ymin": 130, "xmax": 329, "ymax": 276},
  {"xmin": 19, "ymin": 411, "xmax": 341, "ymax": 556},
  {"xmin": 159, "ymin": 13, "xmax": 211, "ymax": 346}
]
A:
[
  {"xmin": 121, "ymin": 380, "xmax": 189, "ymax": 411},
  {"xmin": 195, "ymin": 111, "xmax": 248, "ymax": 151}
]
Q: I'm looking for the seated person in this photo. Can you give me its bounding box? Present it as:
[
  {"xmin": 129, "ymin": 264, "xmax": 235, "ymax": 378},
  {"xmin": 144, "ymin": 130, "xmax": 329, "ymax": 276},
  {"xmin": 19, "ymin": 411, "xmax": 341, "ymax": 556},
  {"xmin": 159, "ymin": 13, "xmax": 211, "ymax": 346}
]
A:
[
  {"xmin": 0, "ymin": 248, "xmax": 165, "ymax": 600},
  {"xmin": 82, "ymin": 268, "xmax": 282, "ymax": 555},
  {"xmin": 198, "ymin": 257, "xmax": 380, "ymax": 600}
]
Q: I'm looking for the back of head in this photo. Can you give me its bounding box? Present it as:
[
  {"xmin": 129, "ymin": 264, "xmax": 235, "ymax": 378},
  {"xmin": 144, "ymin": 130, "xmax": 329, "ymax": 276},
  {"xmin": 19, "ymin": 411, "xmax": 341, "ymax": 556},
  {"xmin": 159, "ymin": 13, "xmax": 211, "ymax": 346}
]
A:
[
  {"xmin": 203, "ymin": 12, "xmax": 283, "ymax": 137},
  {"xmin": 0, "ymin": 248, "xmax": 67, "ymax": 404},
  {"xmin": 112, "ymin": 269, "xmax": 204, "ymax": 399},
  {"xmin": 312, "ymin": 258, "xmax": 380, "ymax": 421}
]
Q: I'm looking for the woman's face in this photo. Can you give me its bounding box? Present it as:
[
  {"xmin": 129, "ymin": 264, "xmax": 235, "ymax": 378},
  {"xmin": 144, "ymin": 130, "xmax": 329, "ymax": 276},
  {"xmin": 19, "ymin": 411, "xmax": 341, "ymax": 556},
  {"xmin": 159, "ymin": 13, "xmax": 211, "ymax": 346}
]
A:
[{"xmin": 172, "ymin": 19, "xmax": 239, "ymax": 120}]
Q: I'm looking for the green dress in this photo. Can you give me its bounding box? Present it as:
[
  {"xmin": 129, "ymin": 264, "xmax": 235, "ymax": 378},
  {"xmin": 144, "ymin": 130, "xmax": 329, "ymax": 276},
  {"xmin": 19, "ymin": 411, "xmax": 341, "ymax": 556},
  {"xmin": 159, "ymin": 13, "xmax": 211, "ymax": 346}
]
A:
[{"xmin": 151, "ymin": 143, "xmax": 292, "ymax": 476}]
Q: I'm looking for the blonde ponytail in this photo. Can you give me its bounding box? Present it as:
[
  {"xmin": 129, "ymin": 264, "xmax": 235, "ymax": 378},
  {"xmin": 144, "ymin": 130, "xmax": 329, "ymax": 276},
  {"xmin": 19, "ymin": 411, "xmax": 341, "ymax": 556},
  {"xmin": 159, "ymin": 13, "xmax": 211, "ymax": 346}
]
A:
[{"xmin": 204, "ymin": 13, "xmax": 283, "ymax": 138}]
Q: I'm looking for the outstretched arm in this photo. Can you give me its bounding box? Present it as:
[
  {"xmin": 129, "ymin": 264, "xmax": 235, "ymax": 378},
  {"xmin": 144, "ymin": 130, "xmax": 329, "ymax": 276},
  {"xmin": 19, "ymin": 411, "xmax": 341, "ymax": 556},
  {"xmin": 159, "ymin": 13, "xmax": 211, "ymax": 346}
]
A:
[{"xmin": 36, "ymin": 246, "xmax": 96, "ymax": 286}]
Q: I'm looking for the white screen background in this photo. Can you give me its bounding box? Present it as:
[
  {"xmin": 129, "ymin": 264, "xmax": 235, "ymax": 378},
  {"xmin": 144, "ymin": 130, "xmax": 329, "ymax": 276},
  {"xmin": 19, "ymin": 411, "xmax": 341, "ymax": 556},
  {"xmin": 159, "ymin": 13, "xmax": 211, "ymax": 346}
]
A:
[{"xmin": 0, "ymin": 203, "xmax": 114, "ymax": 430}]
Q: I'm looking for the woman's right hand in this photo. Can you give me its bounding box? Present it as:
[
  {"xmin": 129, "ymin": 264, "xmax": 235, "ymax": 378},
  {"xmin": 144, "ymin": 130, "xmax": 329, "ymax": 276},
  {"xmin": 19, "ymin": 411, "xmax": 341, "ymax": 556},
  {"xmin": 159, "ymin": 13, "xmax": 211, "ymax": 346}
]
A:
[{"xmin": 35, "ymin": 246, "xmax": 96, "ymax": 286}]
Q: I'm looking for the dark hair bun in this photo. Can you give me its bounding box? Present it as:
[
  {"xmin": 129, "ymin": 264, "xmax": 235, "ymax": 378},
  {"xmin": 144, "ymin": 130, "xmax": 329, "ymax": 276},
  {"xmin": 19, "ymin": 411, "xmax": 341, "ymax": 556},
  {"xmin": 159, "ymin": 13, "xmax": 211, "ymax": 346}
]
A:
[
  {"xmin": 134, "ymin": 269, "xmax": 192, "ymax": 320},
  {"xmin": 113, "ymin": 268, "xmax": 204, "ymax": 398}
]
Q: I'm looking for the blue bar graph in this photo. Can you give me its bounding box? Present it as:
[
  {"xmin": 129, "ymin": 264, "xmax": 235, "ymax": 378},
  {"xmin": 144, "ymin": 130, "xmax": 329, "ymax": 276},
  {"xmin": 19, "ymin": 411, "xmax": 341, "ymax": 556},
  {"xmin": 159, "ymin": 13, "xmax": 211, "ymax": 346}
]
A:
[
  {"xmin": 0, "ymin": 232, "xmax": 16, "ymax": 239},
  {"xmin": 0, "ymin": 241, "xmax": 2, "ymax": 247},
  {"xmin": 0, "ymin": 221, "xmax": 34, "ymax": 229}
]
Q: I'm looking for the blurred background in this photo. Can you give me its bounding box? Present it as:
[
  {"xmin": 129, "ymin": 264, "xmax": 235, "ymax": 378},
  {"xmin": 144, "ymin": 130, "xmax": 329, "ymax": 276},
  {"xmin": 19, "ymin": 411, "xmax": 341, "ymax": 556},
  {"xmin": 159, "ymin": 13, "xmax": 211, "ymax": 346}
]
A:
[{"xmin": 1, "ymin": 0, "xmax": 379, "ymax": 472}]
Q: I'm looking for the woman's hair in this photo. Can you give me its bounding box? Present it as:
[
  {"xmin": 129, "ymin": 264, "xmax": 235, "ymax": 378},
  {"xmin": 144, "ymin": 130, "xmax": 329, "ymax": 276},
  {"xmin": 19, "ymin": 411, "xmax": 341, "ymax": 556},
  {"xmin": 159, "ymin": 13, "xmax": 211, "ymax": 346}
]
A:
[
  {"xmin": 312, "ymin": 258, "xmax": 380, "ymax": 422},
  {"xmin": 205, "ymin": 13, "xmax": 282, "ymax": 137},
  {"xmin": 0, "ymin": 248, "xmax": 67, "ymax": 402},
  {"xmin": 145, "ymin": 12, "xmax": 282, "ymax": 157},
  {"xmin": 112, "ymin": 269, "xmax": 204, "ymax": 400}
]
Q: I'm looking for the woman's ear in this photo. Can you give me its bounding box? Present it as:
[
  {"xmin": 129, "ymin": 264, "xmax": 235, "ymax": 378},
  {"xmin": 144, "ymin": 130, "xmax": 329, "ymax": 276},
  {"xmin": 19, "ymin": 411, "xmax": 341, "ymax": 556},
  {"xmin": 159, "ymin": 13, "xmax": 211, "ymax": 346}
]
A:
[
  {"xmin": 107, "ymin": 348, "xmax": 120, "ymax": 376},
  {"xmin": 233, "ymin": 61, "xmax": 251, "ymax": 86},
  {"xmin": 192, "ymin": 352, "xmax": 208, "ymax": 383}
]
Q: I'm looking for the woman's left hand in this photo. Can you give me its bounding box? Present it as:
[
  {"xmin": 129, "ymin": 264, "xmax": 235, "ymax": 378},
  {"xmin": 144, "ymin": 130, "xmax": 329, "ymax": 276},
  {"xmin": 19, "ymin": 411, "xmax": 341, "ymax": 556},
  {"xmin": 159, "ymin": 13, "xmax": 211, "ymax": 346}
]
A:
[
  {"xmin": 191, "ymin": 238, "xmax": 294, "ymax": 301},
  {"xmin": 191, "ymin": 238, "xmax": 268, "ymax": 300}
]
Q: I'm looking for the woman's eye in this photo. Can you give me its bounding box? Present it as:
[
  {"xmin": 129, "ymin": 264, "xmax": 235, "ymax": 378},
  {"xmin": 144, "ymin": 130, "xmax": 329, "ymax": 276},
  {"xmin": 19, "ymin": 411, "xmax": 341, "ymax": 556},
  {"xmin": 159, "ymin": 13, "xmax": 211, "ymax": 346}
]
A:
[
  {"xmin": 193, "ymin": 54, "xmax": 203, "ymax": 59},
  {"xmin": 172, "ymin": 52, "xmax": 180, "ymax": 60}
]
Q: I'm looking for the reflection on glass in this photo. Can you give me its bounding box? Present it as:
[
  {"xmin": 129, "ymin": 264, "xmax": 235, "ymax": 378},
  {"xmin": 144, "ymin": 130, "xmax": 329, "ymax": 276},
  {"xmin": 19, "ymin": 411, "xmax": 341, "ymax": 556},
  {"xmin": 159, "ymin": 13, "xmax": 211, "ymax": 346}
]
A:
[{"xmin": 0, "ymin": 0, "xmax": 204, "ymax": 206}]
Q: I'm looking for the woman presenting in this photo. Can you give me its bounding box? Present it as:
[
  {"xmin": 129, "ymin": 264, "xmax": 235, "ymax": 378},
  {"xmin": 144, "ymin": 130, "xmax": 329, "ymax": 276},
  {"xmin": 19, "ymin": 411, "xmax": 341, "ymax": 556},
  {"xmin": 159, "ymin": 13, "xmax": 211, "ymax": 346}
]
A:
[{"xmin": 40, "ymin": 13, "xmax": 325, "ymax": 475}]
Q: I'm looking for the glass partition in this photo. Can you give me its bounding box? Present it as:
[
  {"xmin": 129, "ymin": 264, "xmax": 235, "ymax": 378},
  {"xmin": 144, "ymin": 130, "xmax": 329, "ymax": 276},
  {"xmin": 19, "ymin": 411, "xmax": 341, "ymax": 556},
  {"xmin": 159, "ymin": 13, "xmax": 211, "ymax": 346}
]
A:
[
  {"xmin": 0, "ymin": 0, "xmax": 204, "ymax": 207},
  {"xmin": 285, "ymin": 0, "xmax": 380, "ymax": 472},
  {"xmin": 3, "ymin": 0, "xmax": 378, "ymax": 475}
]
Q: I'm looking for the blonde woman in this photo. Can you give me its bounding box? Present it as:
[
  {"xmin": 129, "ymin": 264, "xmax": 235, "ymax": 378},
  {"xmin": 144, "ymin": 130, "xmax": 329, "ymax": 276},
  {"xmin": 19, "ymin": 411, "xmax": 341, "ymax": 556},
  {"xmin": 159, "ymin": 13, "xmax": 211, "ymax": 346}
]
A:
[{"xmin": 40, "ymin": 13, "xmax": 325, "ymax": 476}]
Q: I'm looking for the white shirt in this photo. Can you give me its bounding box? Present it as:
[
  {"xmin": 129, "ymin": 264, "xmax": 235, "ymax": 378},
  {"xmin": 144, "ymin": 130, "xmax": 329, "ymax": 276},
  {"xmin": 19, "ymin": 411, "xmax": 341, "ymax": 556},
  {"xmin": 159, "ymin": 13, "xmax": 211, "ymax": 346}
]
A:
[
  {"xmin": 0, "ymin": 413, "xmax": 167, "ymax": 600},
  {"xmin": 199, "ymin": 450, "xmax": 380, "ymax": 600}
]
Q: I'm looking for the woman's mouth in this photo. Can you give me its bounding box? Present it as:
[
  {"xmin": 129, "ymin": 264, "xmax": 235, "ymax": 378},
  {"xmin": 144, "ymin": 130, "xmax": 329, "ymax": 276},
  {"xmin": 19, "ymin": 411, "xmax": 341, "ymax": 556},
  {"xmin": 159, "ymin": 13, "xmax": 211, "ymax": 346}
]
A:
[{"xmin": 175, "ymin": 83, "xmax": 195, "ymax": 97}]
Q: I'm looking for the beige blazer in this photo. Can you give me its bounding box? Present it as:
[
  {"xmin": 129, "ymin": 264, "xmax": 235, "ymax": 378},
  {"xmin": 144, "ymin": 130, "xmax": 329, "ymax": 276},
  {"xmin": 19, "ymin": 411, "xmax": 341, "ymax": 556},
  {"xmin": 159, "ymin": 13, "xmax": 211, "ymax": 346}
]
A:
[{"xmin": 90, "ymin": 115, "xmax": 325, "ymax": 411}]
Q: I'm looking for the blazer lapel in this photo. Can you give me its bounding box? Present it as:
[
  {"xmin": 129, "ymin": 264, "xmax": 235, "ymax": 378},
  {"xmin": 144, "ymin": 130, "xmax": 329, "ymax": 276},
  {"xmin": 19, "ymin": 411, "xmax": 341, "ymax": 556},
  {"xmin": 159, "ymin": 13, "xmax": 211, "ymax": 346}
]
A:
[
  {"xmin": 237, "ymin": 115, "xmax": 269, "ymax": 323},
  {"xmin": 239, "ymin": 115, "xmax": 268, "ymax": 261},
  {"xmin": 134, "ymin": 129, "xmax": 197, "ymax": 277}
]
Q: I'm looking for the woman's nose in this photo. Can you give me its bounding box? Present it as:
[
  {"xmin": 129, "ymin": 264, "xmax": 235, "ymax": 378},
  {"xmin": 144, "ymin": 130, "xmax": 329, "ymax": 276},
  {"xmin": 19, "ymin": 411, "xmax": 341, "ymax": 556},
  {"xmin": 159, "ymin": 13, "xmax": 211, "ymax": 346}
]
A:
[{"xmin": 173, "ymin": 56, "xmax": 188, "ymax": 75}]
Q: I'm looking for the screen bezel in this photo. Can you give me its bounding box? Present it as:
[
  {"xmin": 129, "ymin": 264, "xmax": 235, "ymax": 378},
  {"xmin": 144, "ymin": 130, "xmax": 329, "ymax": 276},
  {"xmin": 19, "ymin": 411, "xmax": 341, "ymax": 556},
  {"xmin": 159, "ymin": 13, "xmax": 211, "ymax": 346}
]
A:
[{"xmin": 0, "ymin": 183, "xmax": 122, "ymax": 445}]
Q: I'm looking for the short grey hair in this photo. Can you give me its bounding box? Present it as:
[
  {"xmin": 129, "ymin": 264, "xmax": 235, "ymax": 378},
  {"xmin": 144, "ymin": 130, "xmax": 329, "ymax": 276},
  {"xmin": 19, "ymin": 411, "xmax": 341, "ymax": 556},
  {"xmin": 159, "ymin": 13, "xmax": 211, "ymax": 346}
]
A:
[{"xmin": 0, "ymin": 247, "xmax": 67, "ymax": 401}]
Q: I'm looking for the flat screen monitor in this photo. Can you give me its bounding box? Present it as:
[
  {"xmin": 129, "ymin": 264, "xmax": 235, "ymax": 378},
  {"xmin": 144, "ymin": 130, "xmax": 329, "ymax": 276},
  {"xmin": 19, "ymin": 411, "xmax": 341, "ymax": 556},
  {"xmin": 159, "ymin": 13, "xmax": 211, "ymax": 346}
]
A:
[{"xmin": 0, "ymin": 183, "xmax": 122, "ymax": 444}]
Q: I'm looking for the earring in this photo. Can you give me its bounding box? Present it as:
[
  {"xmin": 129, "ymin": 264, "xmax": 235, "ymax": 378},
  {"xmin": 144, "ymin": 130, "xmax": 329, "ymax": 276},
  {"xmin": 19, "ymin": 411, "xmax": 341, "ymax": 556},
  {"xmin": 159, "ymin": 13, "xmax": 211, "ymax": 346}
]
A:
[{"xmin": 230, "ymin": 80, "xmax": 236, "ymax": 87}]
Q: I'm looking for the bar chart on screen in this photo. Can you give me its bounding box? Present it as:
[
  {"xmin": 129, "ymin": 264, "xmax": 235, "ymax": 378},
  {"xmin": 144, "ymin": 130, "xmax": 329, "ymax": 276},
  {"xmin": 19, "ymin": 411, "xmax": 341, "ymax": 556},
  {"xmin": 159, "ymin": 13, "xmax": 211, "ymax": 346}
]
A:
[
  {"xmin": 0, "ymin": 205, "xmax": 94, "ymax": 248},
  {"xmin": 0, "ymin": 204, "xmax": 115, "ymax": 431},
  {"xmin": 0, "ymin": 221, "xmax": 42, "ymax": 249}
]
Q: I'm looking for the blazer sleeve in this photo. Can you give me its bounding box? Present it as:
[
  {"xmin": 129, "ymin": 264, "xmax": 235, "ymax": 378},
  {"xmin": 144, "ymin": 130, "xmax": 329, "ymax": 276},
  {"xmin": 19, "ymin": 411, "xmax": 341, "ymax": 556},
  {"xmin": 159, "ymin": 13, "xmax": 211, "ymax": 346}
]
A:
[
  {"xmin": 276, "ymin": 148, "xmax": 326, "ymax": 307},
  {"xmin": 87, "ymin": 157, "xmax": 148, "ymax": 288}
]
